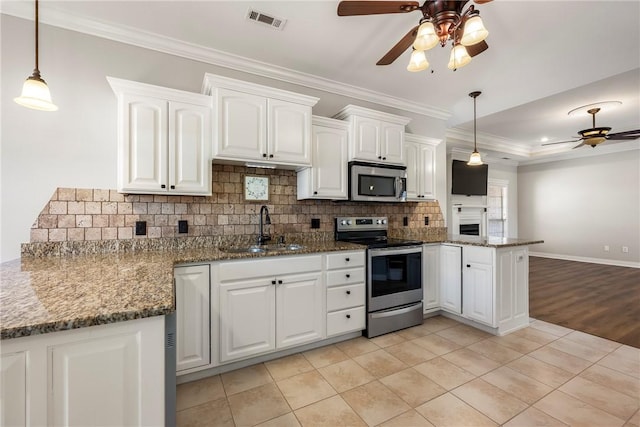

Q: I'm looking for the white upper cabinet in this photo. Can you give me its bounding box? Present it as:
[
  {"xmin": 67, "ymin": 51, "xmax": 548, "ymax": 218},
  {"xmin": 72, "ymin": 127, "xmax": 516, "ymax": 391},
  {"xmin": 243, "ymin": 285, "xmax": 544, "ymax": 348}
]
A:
[
  {"xmin": 333, "ymin": 105, "xmax": 411, "ymax": 165},
  {"xmin": 297, "ymin": 117, "xmax": 349, "ymax": 200},
  {"xmin": 404, "ymin": 134, "xmax": 441, "ymax": 201},
  {"xmin": 203, "ymin": 73, "xmax": 318, "ymax": 168},
  {"xmin": 108, "ymin": 77, "xmax": 212, "ymax": 196}
]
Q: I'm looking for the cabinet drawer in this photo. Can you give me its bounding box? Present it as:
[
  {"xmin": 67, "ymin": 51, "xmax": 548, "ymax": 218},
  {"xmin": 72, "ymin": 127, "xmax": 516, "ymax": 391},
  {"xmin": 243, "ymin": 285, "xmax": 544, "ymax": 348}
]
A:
[
  {"xmin": 327, "ymin": 306, "xmax": 366, "ymax": 337},
  {"xmin": 464, "ymin": 246, "xmax": 493, "ymax": 265},
  {"xmin": 219, "ymin": 255, "xmax": 322, "ymax": 281},
  {"xmin": 326, "ymin": 251, "xmax": 365, "ymax": 270},
  {"xmin": 326, "ymin": 268, "xmax": 364, "ymax": 287},
  {"xmin": 327, "ymin": 284, "xmax": 365, "ymax": 311}
]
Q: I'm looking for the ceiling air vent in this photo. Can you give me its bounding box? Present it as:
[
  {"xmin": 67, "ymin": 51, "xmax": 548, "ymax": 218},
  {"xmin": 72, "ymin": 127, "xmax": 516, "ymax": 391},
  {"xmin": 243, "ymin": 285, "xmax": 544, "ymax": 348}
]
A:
[{"xmin": 246, "ymin": 9, "xmax": 287, "ymax": 30}]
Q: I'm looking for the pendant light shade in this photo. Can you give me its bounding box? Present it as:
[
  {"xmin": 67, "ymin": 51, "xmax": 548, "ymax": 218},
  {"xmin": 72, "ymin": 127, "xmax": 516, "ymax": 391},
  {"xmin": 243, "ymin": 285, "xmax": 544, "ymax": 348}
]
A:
[
  {"xmin": 14, "ymin": 0, "xmax": 57, "ymax": 112},
  {"xmin": 407, "ymin": 49, "xmax": 429, "ymax": 72},
  {"xmin": 447, "ymin": 44, "xmax": 472, "ymax": 70},
  {"xmin": 413, "ymin": 21, "xmax": 439, "ymax": 51},
  {"xmin": 460, "ymin": 14, "xmax": 489, "ymax": 46},
  {"xmin": 468, "ymin": 91, "xmax": 483, "ymax": 166}
]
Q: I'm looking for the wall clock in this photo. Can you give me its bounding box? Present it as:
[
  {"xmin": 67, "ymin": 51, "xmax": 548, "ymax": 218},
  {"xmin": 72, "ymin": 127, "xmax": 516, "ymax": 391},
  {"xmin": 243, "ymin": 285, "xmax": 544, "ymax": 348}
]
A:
[{"xmin": 244, "ymin": 175, "xmax": 269, "ymax": 201}]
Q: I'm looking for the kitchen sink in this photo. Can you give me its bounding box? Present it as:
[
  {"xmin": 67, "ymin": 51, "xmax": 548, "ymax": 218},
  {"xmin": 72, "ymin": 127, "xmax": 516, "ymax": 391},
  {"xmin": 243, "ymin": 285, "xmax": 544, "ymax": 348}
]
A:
[{"xmin": 221, "ymin": 243, "xmax": 305, "ymax": 254}]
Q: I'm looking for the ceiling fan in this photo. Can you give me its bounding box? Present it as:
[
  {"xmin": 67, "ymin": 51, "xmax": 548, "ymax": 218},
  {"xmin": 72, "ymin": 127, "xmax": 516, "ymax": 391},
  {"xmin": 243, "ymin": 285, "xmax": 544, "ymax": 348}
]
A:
[
  {"xmin": 337, "ymin": 0, "xmax": 492, "ymax": 70},
  {"xmin": 542, "ymin": 107, "xmax": 640, "ymax": 149}
]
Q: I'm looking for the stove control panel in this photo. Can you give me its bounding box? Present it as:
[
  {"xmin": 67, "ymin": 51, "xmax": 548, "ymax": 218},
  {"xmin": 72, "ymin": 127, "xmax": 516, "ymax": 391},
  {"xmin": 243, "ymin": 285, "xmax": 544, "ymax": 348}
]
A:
[{"xmin": 336, "ymin": 217, "xmax": 388, "ymax": 232}]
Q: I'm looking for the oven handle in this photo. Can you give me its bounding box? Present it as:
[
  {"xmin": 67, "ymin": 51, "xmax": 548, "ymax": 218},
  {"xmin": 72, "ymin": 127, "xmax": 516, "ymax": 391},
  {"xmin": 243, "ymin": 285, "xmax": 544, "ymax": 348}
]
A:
[
  {"xmin": 368, "ymin": 245, "xmax": 423, "ymax": 257},
  {"xmin": 369, "ymin": 303, "xmax": 422, "ymax": 319}
]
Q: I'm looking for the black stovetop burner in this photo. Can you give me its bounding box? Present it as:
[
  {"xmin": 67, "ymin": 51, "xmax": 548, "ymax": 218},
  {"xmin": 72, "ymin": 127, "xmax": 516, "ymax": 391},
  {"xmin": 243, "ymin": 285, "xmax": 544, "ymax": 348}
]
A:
[{"xmin": 335, "ymin": 216, "xmax": 423, "ymax": 249}]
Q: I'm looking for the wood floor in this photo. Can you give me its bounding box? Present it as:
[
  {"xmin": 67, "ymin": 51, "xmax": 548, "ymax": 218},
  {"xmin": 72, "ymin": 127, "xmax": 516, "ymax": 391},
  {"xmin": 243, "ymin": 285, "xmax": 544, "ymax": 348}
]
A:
[{"xmin": 529, "ymin": 256, "xmax": 640, "ymax": 348}]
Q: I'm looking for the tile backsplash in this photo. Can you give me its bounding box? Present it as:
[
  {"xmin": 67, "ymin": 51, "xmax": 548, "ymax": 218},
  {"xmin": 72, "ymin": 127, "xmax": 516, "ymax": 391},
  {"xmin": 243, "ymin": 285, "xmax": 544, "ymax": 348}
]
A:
[{"xmin": 29, "ymin": 165, "xmax": 444, "ymax": 245}]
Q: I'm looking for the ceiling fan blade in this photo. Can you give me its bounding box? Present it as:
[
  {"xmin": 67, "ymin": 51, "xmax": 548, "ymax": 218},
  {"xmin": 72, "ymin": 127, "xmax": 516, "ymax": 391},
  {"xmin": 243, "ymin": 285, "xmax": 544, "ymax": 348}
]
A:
[
  {"xmin": 606, "ymin": 129, "xmax": 640, "ymax": 140},
  {"xmin": 466, "ymin": 40, "xmax": 488, "ymax": 57},
  {"xmin": 474, "ymin": 0, "xmax": 493, "ymax": 3},
  {"xmin": 541, "ymin": 138, "xmax": 581, "ymax": 146},
  {"xmin": 377, "ymin": 25, "xmax": 419, "ymax": 65},
  {"xmin": 337, "ymin": 1, "xmax": 419, "ymax": 16},
  {"xmin": 572, "ymin": 142, "xmax": 585, "ymax": 149}
]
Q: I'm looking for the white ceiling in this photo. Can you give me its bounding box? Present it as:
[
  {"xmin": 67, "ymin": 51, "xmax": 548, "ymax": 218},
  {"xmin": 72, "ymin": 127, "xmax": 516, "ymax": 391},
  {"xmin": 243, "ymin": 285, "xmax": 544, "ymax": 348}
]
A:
[{"xmin": 3, "ymin": 0, "xmax": 639, "ymax": 163}]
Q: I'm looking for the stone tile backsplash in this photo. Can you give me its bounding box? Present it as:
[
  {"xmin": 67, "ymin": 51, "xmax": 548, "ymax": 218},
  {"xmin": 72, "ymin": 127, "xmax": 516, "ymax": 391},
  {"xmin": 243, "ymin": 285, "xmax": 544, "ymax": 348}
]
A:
[{"xmin": 29, "ymin": 165, "xmax": 444, "ymax": 245}]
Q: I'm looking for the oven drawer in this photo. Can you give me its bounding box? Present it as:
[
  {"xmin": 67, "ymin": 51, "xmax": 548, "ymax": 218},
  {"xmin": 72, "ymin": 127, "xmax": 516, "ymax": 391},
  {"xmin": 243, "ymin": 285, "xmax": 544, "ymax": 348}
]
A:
[
  {"xmin": 327, "ymin": 306, "xmax": 366, "ymax": 337},
  {"xmin": 326, "ymin": 268, "xmax": 365, "ymax": 287},
  {"xmin": 326, "ymin": 251, "xmax": 365, "ymax": 270},
  {"xmin": 327, "ymin": 284, "xmax": 365, "ymax": 311}
]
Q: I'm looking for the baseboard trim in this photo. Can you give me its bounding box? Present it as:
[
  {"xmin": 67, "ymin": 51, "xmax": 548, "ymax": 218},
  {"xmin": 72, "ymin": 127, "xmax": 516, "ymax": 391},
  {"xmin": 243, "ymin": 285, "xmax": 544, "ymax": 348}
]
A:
[{"xmin": 529, "ymin": 252, "xmax": 640, "ymax": 269}]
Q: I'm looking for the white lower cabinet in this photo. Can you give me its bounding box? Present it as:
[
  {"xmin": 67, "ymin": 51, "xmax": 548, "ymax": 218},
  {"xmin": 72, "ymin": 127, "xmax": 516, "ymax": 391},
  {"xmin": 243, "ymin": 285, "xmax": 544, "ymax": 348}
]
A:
[
  {"xmin": 325, "ymin": 251, "xmax": 366, "ymax": 336},
  {"xmin": 439, "ymin": 245, "xmax": 462, "ymax": 314},
  {"xmin": 0, "ymin": 317, "xmax": 164, "ymax": 427},
  {"xmin": 217, "ymin": 255, "xmax": 324, "ymax": 363},
  {"xmin": 462, "ymin": 246, "xmax": 494, "ymax": 326},
  {"xmin": 175, "ymin": 264, "xmax": 210, "ymax": 373},
  {"xmin": 422, "ymin": 244, "xmax": 440, "ymax": 312}
]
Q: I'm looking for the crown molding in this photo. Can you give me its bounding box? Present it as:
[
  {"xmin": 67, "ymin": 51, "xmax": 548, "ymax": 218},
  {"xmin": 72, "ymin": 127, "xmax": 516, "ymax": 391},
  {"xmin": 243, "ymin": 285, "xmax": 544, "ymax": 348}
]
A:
[
  {"xmin": 1, "ymin": 3, "xmax": 451, "ymax": 120},
  {"xmin": 446, "ymin": 127, "xmax": 533, "ymax": 158}
]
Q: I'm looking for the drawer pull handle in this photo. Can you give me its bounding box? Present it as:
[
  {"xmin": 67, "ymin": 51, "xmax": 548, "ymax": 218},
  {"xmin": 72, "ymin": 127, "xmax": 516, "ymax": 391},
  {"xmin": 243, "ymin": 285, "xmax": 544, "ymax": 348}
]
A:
[
  {"xmin": 346, "ymin": 274, "xmax": 350, "ymax": 278},
  {"xmin": 346, "ymin": 314, "xmax": 351, "ymax": 319},
  {"xmin": 346, "ymin": 290, "xmax": 351, "ymax": 295}
]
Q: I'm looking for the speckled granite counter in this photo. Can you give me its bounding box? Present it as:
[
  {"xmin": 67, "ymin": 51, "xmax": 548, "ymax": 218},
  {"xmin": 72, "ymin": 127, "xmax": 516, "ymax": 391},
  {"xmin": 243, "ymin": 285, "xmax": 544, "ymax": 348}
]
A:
[
  {"xmin": 444, "ymin": 234, "xmax": 544, "ymax": 248},
  {"xmin": 1, "ymin": 239, "xmax": 363, "ymax": 340}
]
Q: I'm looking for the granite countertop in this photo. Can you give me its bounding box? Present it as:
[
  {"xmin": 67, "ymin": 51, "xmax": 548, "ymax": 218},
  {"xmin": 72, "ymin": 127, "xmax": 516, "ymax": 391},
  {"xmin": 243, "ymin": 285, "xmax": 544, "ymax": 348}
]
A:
[
  {"xmin": 1, "ymin": 240, "xmax": 363, "ymax": 340},
  {"xmin": 445, "ymin": 234, "xmax": 544, "ymax": 248}
]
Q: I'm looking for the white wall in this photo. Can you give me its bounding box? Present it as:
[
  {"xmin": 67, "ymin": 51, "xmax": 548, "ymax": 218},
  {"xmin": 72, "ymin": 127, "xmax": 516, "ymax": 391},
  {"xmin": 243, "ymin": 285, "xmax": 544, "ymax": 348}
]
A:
[
  {"xmin": 0, "ymin": 15, "xmax": 448, "ymax": 261},
  {"xmin": 518, "ymin": 150, "xmax": 640, "ymax": 265}
]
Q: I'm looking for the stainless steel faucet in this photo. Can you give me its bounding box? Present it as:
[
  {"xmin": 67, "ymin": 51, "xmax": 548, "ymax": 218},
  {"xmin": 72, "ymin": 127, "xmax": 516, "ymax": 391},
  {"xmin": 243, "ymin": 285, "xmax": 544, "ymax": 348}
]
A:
[{"xmin": 258, "ymin": 205, "xmax": 271, "ymax": 245}]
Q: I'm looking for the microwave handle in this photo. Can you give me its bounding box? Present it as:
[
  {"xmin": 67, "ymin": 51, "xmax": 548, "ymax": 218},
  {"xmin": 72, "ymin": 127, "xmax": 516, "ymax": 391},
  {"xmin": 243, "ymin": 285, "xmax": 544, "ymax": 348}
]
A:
[{"xmin": 395, "ymin": 176, "xmax": 402, "ymax": 199}]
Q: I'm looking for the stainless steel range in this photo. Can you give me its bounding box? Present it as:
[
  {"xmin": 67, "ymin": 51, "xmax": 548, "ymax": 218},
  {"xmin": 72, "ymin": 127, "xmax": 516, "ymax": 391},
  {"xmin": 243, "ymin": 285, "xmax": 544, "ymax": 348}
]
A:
[{"xmin": 335, "ymin": 217, "xmax": 424, "ymax": 338}]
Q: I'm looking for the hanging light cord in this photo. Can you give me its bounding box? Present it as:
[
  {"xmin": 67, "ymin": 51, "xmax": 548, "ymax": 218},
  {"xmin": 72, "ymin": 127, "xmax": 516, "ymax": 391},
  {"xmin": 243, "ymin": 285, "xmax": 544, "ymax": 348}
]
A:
[
  {"xmin": 473, "ymin": 93, "xmax": 477, "ymax": 151},
  {"xmin": 33, "ymin": 0, "xmax": 41, "ymax": 78}
]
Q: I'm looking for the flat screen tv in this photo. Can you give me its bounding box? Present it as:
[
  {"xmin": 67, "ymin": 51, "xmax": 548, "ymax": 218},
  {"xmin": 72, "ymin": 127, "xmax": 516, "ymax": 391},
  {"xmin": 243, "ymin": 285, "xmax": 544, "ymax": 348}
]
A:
[{"xmin": 451, "ymin": 159, "xmax": 488, "ymax": 196}]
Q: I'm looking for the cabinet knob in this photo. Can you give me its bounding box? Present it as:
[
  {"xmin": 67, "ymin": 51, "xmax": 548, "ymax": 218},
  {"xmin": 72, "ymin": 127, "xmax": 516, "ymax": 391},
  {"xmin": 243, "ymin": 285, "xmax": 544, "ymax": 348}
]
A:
[
  {"xmin": 161, "ymin": 184, "xmax": 166, "ymax": 189},
  {"xmin": 263, "ymin": 153, "xmax": 267, "ymax": 158},
  {"xmin": 345, "ymin": 257, "xmax": 350, "ymax": 262},
  {"xmin": 346, "ymin": 314, "xmax": 351, "ymax": 319},
  {"xmin": 170, "ymin": 185, "xmax": 175, "ymax": 190},
  {"xmin": 278, "ymin": 280, "xmax": 283, "ymax": 284},
  {"xmin": 378, "ymin": 156, "xmax": 382, "ymax": 160},
  {"xmin": 382, "ymin": 157, "xmax": 386, "ymax": 161},
  {"xmin": 466, "ymin": 264, "xmax": 471, "ymax": 268},
  {"xmin": 346, "ymin": 274, "xmax": 350, "ymax": 278},
  {"xmin": 271, "ymin": 280, "xmax": 276, "ymax": 285},
  {"xmin": 346, "ymin": 290, "xmax": 351, "ymax": 295},
  {"xmin": 269, "ymin": 154, "xmax": 274, "ymax": 158},
  {"xmin": 313, "ymin": 191, "xmax": 318, "ymax": 195}
]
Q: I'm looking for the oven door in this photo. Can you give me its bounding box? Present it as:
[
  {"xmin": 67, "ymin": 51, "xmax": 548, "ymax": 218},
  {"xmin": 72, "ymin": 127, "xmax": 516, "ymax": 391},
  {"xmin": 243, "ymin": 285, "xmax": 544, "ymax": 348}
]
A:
[{"xmin": 367, "ymin": 245, "xmax": 423, "ymax": 312}]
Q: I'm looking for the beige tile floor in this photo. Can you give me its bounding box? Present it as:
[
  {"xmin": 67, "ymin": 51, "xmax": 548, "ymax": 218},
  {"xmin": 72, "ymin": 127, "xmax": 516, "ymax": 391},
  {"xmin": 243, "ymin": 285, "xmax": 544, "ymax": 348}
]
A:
[{"xmin": 176, "ymin": 317, "xmax": 640, "ymax": 427}]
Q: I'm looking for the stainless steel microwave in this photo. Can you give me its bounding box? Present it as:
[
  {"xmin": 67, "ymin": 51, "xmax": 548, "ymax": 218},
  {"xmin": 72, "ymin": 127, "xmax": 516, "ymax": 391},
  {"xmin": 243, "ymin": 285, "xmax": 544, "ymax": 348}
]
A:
[{"xmin": 349, "ymin": 161, "xmax": 407, "ymax": 202}]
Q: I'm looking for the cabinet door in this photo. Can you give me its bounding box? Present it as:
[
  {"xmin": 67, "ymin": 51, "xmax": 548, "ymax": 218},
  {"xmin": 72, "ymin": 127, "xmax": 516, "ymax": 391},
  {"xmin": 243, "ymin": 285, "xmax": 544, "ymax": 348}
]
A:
[
  {"xmin": 1, "ymin": 352, "xmax": 27, "ymax": 426},
  {"xmin": 404, "ymin": 140, "xmax": 420, "ymax": 200},
  {"xmin": 268, "ymin": 100, "xmax": 312, "ymax": 165},
  {"xmin": 175, "ymin": 264, "xmax": 210, "ymax": 373},
  {"xmin": 169, "ymin": 102, "xmax": 212, "ymax": 195},
  {"xmin": 219, "ymin": 279, "xmax": 276, "ymax": 362},
  {"xmin": 215, "ymin": 88, "xmax": 266, "ymax": 161},
  {"xmin": 351, "ymin": 116, "xmax": 380, "ymax": 162},
  {"xmin": 463, "ymin": 246, "xmax": 494, "ymax": 326},
  {"xmin": 380, "ymin": 122, "xmax": 404, "ymax": 165},
  {"xmin": 49, "ymin": 330, "xmax": 155, "ymax": 426},
  {"xmin": 119, "ymin": 94, "xmax": 168, "ymax": 193},
  {"xmin": 418, "ymin": 144, "xmax": 436, "ymax": 199},
  {"xmin": 276, "ymin": 272, "xmax": 324, "ymax": 349},
  {"xmin": 310, "ymin": 123, "xmax": 348, "ymax": 199},
  {"xmin": 496, "ymin": 248, "xmax": 529, "ymax": 332},
  {"xmin": 440, "ymin": 245, "xmax": 462, "ymax": 314},
  {"xmin": 423, "ymin": 244, "xmax": 440, "ymax": 311}
]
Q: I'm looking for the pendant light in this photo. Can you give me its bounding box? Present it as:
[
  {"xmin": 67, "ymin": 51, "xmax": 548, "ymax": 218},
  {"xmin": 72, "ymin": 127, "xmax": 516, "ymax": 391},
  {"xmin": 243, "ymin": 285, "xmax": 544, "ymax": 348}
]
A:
[
  {"xmin": 14, "ymin": 0, "xmax": 58, "ymax": 111},
  {"xmin": 468, "ymin": 91, "xmax": 483, "ymax": 166}
]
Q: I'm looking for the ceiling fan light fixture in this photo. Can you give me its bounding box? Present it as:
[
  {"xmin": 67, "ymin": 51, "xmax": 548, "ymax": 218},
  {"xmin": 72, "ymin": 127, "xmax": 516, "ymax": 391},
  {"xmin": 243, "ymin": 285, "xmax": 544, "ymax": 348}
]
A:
[
  {"xmin": 460, "ymin": 14, "xmax": 489, "ymax": 46},
  {"xmin": 413, "ymin": 21, "xmax": 439, "ymax": 51},
  {"xmin": 447, "ymin": 43, "xmax": 472, "ymax": 70},
  {"xmin": 407, "ymin": 49, "xmax": 429, "ymax": 72}
]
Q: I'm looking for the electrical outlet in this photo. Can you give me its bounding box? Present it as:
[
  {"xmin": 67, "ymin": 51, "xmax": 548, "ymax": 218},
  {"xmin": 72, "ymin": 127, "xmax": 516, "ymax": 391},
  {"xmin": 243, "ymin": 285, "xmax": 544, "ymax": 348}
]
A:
[
  {"xmin": 622, "ymin": 246, "xmax": 629, "ymax": 253},
  {"xmin": 178, "ymin": 220, "xmax": 188, "ymax": 234},
  {"xmin": 604, "ymin": 245, "xmax": 610, "ymax": 252},
  {"xmin": 403, "ymin": 216, "xmax": 408, "ymax": 226},
  {"xmin": 311, "ymin": 218, "xmax": 320, "ymax": 229},
  {"xmin": 135, "ymin": 221, "xmax": 146, "ymax": 236},
  {"xmin": 424, "ymin": 216, "xmax": 429, "ymax": 226}
]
